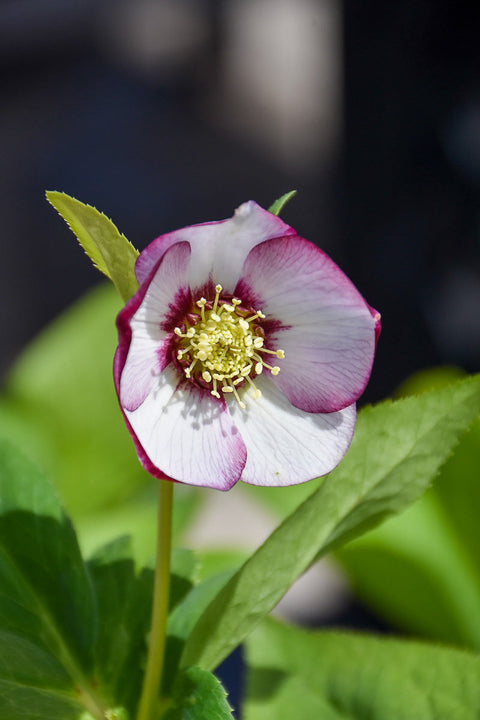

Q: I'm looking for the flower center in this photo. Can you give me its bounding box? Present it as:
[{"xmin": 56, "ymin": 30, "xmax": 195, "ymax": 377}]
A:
[{"xmin": 174, "ymin": 284, "xmax": 284, "ymax": 408}]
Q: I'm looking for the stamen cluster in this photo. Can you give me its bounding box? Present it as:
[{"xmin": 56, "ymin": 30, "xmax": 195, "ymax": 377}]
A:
[{"xmin": 174, "ymin": 284, "xmax": 284, "ymax": 408}]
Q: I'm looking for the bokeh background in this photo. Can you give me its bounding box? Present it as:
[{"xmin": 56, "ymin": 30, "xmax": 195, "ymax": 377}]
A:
[{"xmin": 1, "ymin": 0, "xmax": 480, "ymax": 711}]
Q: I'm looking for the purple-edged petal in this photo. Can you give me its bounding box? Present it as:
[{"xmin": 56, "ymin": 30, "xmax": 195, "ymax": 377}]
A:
[
  {"xmin": 135, "ymin": 201, "xmax": 296, "ymax": 293},
  {"xmin": 124, "ymin": 364, "xmax": 247, "ymax": 490},
  {"xmin": 236, "ymin": 236, "xmax": 379, "ymax": 413},
  {"xmin": 118, "ymin": 242, "xmax": 191, "ymax": 411},
  {"xmin": 226, "ymin": 376, "xmax": 356, "ymax": 486}
]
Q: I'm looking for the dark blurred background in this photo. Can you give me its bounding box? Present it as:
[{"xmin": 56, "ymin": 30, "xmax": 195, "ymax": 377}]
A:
[{"xmin": 1, "ymin": 0, "xmax": 480, "ymax": 399}]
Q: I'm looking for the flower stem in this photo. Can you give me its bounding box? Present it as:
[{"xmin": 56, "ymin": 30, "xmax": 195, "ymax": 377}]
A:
[{"xmin": 136, "ymin": 479, "xmax": 174, "ymax": 720}]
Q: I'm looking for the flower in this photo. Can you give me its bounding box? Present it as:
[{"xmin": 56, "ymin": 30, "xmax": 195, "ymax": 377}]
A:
[{"xmin": 114, "ymin": 201, "xmax": 380, "ymax": 490}]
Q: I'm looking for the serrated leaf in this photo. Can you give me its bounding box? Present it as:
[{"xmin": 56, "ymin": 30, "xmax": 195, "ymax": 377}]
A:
[
  {"xmin": 163, "ymin": 666, "xmax": 234, "ymax": 720},
  {"xmin": 267, "ymin": 190, "xmax": 297, "ymax": 216},
  {"xmin": 46, "ymin": 191, "xmax": 139, "ymax": 301},
  {"xmin": 181, "ymin": 375, "xmax": 480, "ymax": 671},
  {"xmin": 244, "ymin": 617, "xmax": 480, "ymax": 720},
  {"xmin": 0, "ymin": 438, "xmax": 110, "ymax": 718}
]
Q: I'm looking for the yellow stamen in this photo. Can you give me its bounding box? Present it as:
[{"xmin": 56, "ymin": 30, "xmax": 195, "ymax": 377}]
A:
[
  {"xmin": 212, "ymin": 284, "xmax": 222, "ymax": 313},
  {"xmin": 175, "ymin": 286, "xmax": 284, "ymax": 409},
  {"xmin": 245, "ymin": 375, "xmax": 262, "ymax": 399},
  {"xmin": 258, "ymin": 347, "xmax": 285, "ymax": 359}
]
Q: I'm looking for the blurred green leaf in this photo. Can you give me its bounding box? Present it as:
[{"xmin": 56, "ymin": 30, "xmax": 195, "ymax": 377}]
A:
[
  {"xmin": 338, "ymin": 493, "xmax": 480, "ymax": 648},
  {"xmin": 267, "ymin": 190, "xmax": 297, "ymax": 217},
  {"xmin": 339, "ymin": 366, "xmax": 480, "ymax": 649},
  {"xmin": 1, "ymin": 284, "xmax": 143, "ymax": 513},
  {"xmin": 169, "ymin": 548, "xmax": 201, "ymax": 614},
  {"xmin": 46, "ymin": 191, "xmax": 139, "ymax": 302},
  {"xmin": 395, "ymin": 365, "xmax": 464, "ymax": 397},
  {"xmin": 0, "ymin": 283, "xmax": 203, "ymax": 559},
  {"xmin": 77, "ymin": 482, "xmax": 201, "ymax": 566},
  {"xmin": 195, "ymin": 550, "xmax": 246, "ymax": 583},
  {"xmin": 241, "ymin": 477, "xmax": 323, "ymax": 523},
  {"xmin": 163, "ymin": 666, "xmax": 234, "ymax": 720},
  {"xmin": 434, "ymin": 417, "xmax": 480, "ymax": 570},
  {"xmin": 165, "ymin": 569, "xmax": 236, "ymax": 694},
  {"xmin": 181, "ymin": 375, "xmax": 480, "ymax": 672},
  {"xmin": 244, "ymin": 617, "xmax": 480, "ymax": 720}
]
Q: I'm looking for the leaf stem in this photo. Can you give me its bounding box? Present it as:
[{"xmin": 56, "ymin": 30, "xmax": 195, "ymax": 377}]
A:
[{"xmin": 136, "ymin": 479, "xmax": 174, "ymax": 720}]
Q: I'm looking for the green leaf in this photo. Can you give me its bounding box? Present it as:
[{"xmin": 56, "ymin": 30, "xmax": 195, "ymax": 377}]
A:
[
  {"xmin": 88, "ymin": 537, "xmax": 152, "ymax": 714},
  {"xmin": 165, "ymin": 570, "xmax": 235, "ymax": 693},
  {"xmin": 338, "ymin": 367, "xmax": 480, "ymax": 649},
  {"xmin": 0, "ymin": 630, "xmax": 84, "ymax": 720},
  {"xmin": 0, "ymin": 683, "xmax": 82, "ymax": 720},
  {"xmin": 244, "ymin": 617, "xmax": 480, "ymax": 720},
  {"xmin": 0, "ymin": 438, "xmax": 110, "ymax": 718},
  {"xmin": 163, "ymin": 666, "xmax": 234, "ymax": 720},
  {"xmin": 88, "ymin": 539, "xmax": 200, "ymax": 712},
  {"xmin": 46, "ymin": 191, "xmax": 139, "ymax": 302},
  {"xmin": 181, "ymin": 375, "xmax": 480, "ymax": 671},
  {"xmin": 0, "ymin": 438, "xmax": 96, "ymax": 669},
  {"xmin": 267, "ymin": 190, "xmax": 297, "ymax": 216},
  {"xmin": 0, "ymin": 630, "xmax": 72, "ymax": 688}
]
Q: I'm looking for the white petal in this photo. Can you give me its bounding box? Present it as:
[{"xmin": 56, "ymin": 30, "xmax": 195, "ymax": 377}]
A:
[
  {"xmin": 227, "ymin": 376, "xmax": 356, "ymax": 487},
  {"xmin": 126, "ymin": 365, "xmax": 247, "ymax": 490},
  {"xmin": 135, "ymin": 201, "xmax": 295, "ymax": 293},
  {"xmin": 119, "ymin": 242, "xmax": 191, "ymax": 411}
]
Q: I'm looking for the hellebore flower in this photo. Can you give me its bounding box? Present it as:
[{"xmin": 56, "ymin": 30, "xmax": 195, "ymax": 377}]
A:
[{"xmin": 114, "ymin": 202, "xmax": 380, "ymax": 490}]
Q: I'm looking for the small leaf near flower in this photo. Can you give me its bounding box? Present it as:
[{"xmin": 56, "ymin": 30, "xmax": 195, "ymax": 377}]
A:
[
  {"xmin": 268, "ymin": 190, "xmax": 297, "ymax": 216},
  {"xmin": 46, "ymin": 191, "xmax": 139, "ymax": 302}
]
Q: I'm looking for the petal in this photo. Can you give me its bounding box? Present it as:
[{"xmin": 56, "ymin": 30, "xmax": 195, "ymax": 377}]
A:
[
  {"xmin": 227, "ymin": 376, "xmax": 356, "ymax": 486},
  {"xmin": 116, "ymin": 242, "xmax": 191, "ymax": 411},
  {"xmin": 125, "ymin": 364, "xmax": 247, "ymax": 490},
  {"xmin": 135, "ymin": 201, "xmax": 295, "ymax": 293},
  {"xmin": 235, "ymin": 236, "xmax": 379, "ymax": 413}
]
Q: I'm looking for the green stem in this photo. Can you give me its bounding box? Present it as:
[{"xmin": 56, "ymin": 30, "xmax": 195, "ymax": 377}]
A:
[{"xmin": 136, "ymin": 479, "xmax": 174, "ymax": 720}]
